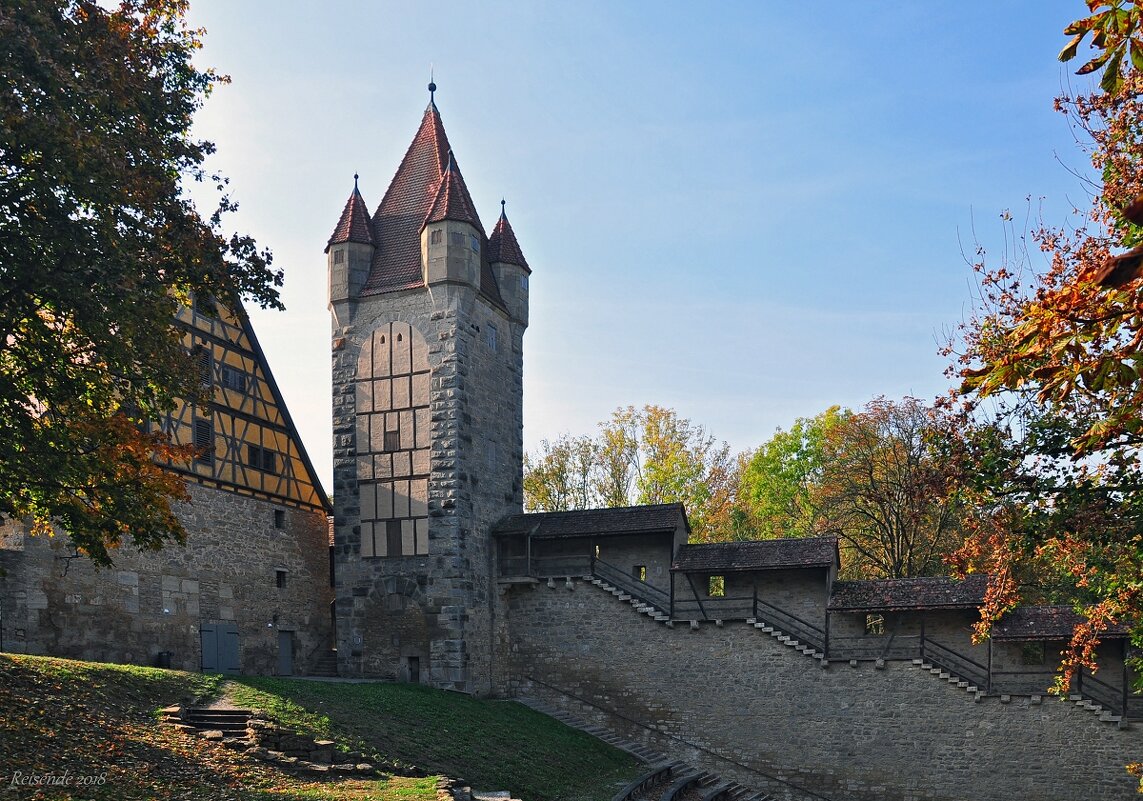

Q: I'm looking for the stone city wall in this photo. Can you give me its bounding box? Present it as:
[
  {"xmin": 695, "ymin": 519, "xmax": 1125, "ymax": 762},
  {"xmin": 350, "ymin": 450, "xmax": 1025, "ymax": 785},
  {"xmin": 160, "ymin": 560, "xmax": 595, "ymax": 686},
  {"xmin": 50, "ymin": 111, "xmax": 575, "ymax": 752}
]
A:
[{"xmin": 505, "ymin": 578, "xmax": 1142, "ymax": 801}]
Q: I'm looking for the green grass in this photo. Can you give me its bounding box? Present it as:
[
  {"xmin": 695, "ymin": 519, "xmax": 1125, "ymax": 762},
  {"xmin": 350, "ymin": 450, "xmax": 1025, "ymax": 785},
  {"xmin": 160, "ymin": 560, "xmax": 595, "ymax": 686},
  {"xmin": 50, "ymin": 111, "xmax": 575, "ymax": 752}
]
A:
[
  {"xmin": 226, "ymin": 677, "xmax": 641, "ymax": 801},
  {"xmin": 0, "ymin": 654, "xmax": 641, "ymax": 801}
]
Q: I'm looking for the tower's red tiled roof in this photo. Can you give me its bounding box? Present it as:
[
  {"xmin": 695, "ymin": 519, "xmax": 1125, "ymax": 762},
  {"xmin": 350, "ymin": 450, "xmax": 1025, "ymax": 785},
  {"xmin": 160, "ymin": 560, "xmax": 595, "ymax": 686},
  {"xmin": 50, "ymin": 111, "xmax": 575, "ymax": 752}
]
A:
[
  {"xmin": 326, "ymin": 182, "xmax": 374, "ymax": 252},
  {"xmin": 360, "ymin": 101, "xmax": 507, "ymax": 311},
  {"xmin": 362, "ymin": 103, "xmax": 451, "ymax": 295},
  {"xmin": 488, "ymin": 205, "xmax": 530, "ymax": 273},
  {"xmin": 424, "ymin": 152, "xmax": 483, "ymax": 229}
]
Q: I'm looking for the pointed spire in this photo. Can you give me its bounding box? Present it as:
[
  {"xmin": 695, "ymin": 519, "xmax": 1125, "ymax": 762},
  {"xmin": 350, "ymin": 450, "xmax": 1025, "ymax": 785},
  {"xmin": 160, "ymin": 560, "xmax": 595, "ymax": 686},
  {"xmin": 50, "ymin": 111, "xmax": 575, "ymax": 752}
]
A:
[
  {"xmin": 487, "ymin": 199, "xmax": 529, "ymax": 272},
  {"xmin": 428, "ymin": 67, "xmax": 437, "ymax": 108},
  {"xmin": 361, "ymin": 101, "xmax": 453, "ymax": 293},
  {"xmin": 326, "ymin": 175, "xmax": 373, "ymax": 252},
  {"xmin": 424, "ymin": 150, "xmax": 482, "ymax": 228}
]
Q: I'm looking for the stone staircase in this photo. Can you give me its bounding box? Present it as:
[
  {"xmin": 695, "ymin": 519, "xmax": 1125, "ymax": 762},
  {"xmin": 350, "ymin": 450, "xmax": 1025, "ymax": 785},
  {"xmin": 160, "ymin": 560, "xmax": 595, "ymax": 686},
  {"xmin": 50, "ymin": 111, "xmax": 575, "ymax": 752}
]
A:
[
  {"xmin": 908, "ymin": 658, "xmax": 1129, "ymax": 727},
  {"xmin": 745, "ymin": 618, "xmax": 825, "ymax": 662},
  {"xmin": 515, "ymin": 696, "xmax": 665, "ymax": 763},
  {"xmin": 161, "ymin": 706, "xmax": 253, "ymax": 736},
  {"xmin": 581, "ymin": 575, "xmax": 824, "ymax": 665},
  {"xmin": 584, "ymin": 576, "xmax": 671, "ymax": 622},
  {"xmin": 912, "ymin": 658, "xmax": 981, "ymax": 698},
  {"xmin": 160, "ymin": 705, "xmax": 380, "ymax": 775},
  {"xmin": 612, "ymin": 762, "xmax": 775, "ymax": 801},
  {"xmin": 309, "ymin": 649, "xmax": 339, "ymax": 678},
  {"xmin": 517, "ymin": 697, "xmax": 778, "ymax": 801}
]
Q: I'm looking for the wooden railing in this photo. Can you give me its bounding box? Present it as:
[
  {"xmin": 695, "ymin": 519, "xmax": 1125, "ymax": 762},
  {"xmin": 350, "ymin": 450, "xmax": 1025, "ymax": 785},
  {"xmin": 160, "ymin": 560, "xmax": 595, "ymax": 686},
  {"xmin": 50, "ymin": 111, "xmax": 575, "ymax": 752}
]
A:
[
  {"xmin": 922, "ymin": 638, "xmax": 989, "ymax": 690},
  {"xmin": 827, "ymin": 634, "xmax": 923, "ymax": 662},
  {"xmin": 591, "ymin": 557, "xmax": 671, "ymax": 611},
  {"xmin": 753, "ymin": 595, "xmax": 827, "ymax": 653}
]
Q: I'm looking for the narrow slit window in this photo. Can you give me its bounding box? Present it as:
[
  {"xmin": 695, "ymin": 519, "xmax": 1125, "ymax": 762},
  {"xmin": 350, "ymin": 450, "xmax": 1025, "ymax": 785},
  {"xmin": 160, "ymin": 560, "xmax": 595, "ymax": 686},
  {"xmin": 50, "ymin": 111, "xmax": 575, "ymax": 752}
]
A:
[
  {"xmin": 386, "ymin": 520, "xmax": 402, "ymax": 557},
  {"xmin": 384, "ymin": 430, "xmax": 400, "ymax": 452},
  {"xmin": 633, "ymin": 565, "xmax": 647, "ymax": 582},
  {"xmin": 193, "ymin": 419, "xmax": 213, "ymax": 464},
  {"xmin": 275, "ymin": 569, "xmax": 287, "ymax": 589}
]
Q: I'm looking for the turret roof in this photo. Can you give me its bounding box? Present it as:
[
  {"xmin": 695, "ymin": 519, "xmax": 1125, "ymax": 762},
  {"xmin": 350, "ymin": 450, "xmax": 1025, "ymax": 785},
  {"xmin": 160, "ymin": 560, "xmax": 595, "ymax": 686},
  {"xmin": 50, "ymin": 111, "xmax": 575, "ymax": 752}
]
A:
[
  {"xmin": 362, "ymin": 103, "xmax": 452, "ymax": 295},
  {"xmin": 488, "ymin": 203, "xmax": 530, "ymax": 273},
  {"xmin": 424, "ymin": 152, "xmax": 483, "ymax": 229},
  {"xmin": 359, "ymin": 100, "xmax": 507, "ymax": 310},
  {"xmin": 326, "ymin": 180, "xmax": 373, "ymax": 252}
]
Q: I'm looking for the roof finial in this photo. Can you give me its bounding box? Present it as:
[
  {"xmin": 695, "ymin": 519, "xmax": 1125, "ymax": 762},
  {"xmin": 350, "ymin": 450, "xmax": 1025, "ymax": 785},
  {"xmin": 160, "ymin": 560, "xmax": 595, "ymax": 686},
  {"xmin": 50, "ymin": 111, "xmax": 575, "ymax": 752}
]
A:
[
  {"xmin": 353, "ymin": 172, "xmax": 359, "ymax": 191},
  {"xmin": 428, "ymin": 64, "xmax": 436, "ymax": 105},
  {"xmin": 500, "ymin": 198, "xmax": 506, "ymax": 217}
]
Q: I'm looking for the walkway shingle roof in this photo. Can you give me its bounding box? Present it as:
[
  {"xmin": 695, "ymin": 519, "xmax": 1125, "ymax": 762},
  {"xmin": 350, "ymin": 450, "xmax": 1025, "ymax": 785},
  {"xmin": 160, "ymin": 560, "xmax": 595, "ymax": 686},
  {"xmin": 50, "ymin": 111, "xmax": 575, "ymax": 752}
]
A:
[
  {"xmin": 992, "ymin": 606, "xmax": 1130, "ymax": 641},
  {"xmin": 671, "ymin": 538, "xmax": 838, "ymax": 573},
  {"xmin": 828, "ymin": 575, "xmax": 989, "ymax": 612},
  {"xmin": 492, "ymin": 503, "xmax": 688, "ymax": 539}
]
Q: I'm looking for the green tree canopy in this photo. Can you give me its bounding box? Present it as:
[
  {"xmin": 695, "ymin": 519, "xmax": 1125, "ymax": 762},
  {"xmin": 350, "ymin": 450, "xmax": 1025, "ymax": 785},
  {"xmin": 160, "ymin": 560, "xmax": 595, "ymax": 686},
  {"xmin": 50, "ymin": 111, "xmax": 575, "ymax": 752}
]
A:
[
  {"xmin": 523, "ymin": 405, "xmax": 739, "ymax": 542},
  {"xmin": 737, "ymin": 406, "xmax": 847, "ymax": 539},
  {"xmin": 0, "ymin": 0, "xmax": 282, "ymax": 565}
]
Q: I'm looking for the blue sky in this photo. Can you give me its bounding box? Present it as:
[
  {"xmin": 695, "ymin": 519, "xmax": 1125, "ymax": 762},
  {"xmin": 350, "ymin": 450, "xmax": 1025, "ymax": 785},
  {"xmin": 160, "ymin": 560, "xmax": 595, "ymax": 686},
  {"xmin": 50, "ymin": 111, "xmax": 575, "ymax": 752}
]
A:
[{"xmin": 185, "ymin": 1, "xmax": 1097, "ymax": 492}]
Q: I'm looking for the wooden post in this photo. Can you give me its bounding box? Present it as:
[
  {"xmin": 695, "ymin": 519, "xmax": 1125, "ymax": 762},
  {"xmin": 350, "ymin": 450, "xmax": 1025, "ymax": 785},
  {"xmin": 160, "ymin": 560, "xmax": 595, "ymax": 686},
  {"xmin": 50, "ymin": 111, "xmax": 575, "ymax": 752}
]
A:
[
  {"xmin": 526, "ymin": 534, "xmax": 532, "ymax": 577},
  {"xmin": 987, "ymin": 638, "xmax": 993, "ymax": 695},
  {"xmin": 1123, "ymin": 638, "xmax": 1130, "ymax": 718},
  {"xmin": 919, "ymin": 617, "xmax": 926, "ymax": 661},
  {"xmin": 824, "ymin": 610, "xmax": 831, "ymax": 659}
]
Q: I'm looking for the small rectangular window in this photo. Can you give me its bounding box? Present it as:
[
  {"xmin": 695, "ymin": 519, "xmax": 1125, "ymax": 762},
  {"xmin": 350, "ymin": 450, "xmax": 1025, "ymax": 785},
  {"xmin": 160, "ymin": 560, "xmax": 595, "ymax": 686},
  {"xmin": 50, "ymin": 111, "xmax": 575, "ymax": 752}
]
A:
[
  {"xmin": 220, "ymin": 364, "xmax": 247, "ymax": 393},
  {"xmin": 333, "ymin": 249, "xmax": 345, "ymax": 264},
  {"xmin": 865, "ymin": 614, "xmax": 886, "ymax": 636},
  {"xmin": 274, "ymin": 509, "xmax": 286, "ymax": 529},
  {"xmin": 386, "ymin": 520, "xmax": 402, "ymax": 557},
  {"xmin": 384, "ymin": 430, "xmax": 400, "ymax": 452},
  {"xmin": 450, "ymin": 231, "xmax": 465, "ymax": 246},
  {"xmin": 193, "ymin": 419, "xmax": 213, "ymax": 464},
  {"xmin": 275, "ymin": 569, "xmax": 287, "ymax": 589},
  {"xmin": 708, "ymin": 575, "xmax": 725, "ymax": 597},
  {"xmin": 247, "ymin": 444, "xmax": 279, "ymax": 475},
  {"xmin": 519, "ymin": 274, "xmax": 528, "ymax": 291},
  {"xmin": 1021, "ymin": 642, "xmax": 1046, "ymax": 665},
  {"xmin": 430, "ymin": 229, "xmax": 442, "ymax": 245},
  {"xmin": 633, "ymin": 565, "xmax": 647, "ymax": 582},
  {"xmin": 195, "ymin": 348, "xmax": 212, "ymax": 389},
  {"xmin": 470, "ymin": 233, "xmax": 479, "ymax": 253},
  {"xmin": 487, "ymin": 323, "xmax": 498, "ymax": 352}
]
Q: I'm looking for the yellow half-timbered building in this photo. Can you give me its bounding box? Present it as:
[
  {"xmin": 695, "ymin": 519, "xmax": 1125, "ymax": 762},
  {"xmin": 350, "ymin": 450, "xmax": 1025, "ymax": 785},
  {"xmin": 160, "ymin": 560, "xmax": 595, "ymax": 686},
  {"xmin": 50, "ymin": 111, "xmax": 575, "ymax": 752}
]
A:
[
  {"xmin": 0, "ymin": 298, "xmax": 334, "ymax": 677},
  {"xmin": 170, "ymin": 298, "xmax": 327, "ymax": 512}
]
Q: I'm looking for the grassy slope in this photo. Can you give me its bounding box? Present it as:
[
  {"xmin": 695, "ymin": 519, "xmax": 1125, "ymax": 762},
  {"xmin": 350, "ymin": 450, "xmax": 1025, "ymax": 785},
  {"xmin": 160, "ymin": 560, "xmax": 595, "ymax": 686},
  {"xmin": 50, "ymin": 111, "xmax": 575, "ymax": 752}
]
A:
[
  {"xmin": 0, "ymin": 654, "xmax": 640, "ymax": 801},
  {"xmin": 0, "ymin": 653, "xmax": 434, "ymax": 801},
  {"xmin": 227, "ymin": 677, "xmax": 640, "ymax": 801}
]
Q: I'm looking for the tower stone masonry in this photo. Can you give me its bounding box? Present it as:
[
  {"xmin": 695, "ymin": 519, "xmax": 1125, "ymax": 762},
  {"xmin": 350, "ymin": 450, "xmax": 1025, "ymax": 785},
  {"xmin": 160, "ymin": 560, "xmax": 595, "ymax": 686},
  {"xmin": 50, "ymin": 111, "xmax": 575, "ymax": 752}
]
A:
[{"xmin": 327, "ymin": 89, "xmax": 529, "ymax": 693}]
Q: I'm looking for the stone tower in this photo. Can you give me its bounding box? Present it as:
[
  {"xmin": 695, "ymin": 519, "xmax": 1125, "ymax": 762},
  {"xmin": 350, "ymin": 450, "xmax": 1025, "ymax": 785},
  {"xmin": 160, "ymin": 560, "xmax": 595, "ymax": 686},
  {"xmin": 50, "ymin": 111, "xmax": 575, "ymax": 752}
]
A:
[{"xmin": 327, "ymin": 86, "xmax": 530, "ymax": 693}]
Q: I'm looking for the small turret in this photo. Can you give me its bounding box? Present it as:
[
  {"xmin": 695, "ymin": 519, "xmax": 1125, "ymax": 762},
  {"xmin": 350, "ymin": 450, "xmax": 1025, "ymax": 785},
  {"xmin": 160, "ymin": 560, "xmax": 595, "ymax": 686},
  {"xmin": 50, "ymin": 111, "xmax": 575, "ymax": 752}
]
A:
[
  {"xmin": 327, "ymin": 175, "xmax": 374, "ymax": 309},
  {"xmin": 420, "ymin": 152, "xmax": 484, "ymax": 290},
  {"xmin": 488, "ymin": 200, "xmax": 530, "ymax": 327}
]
